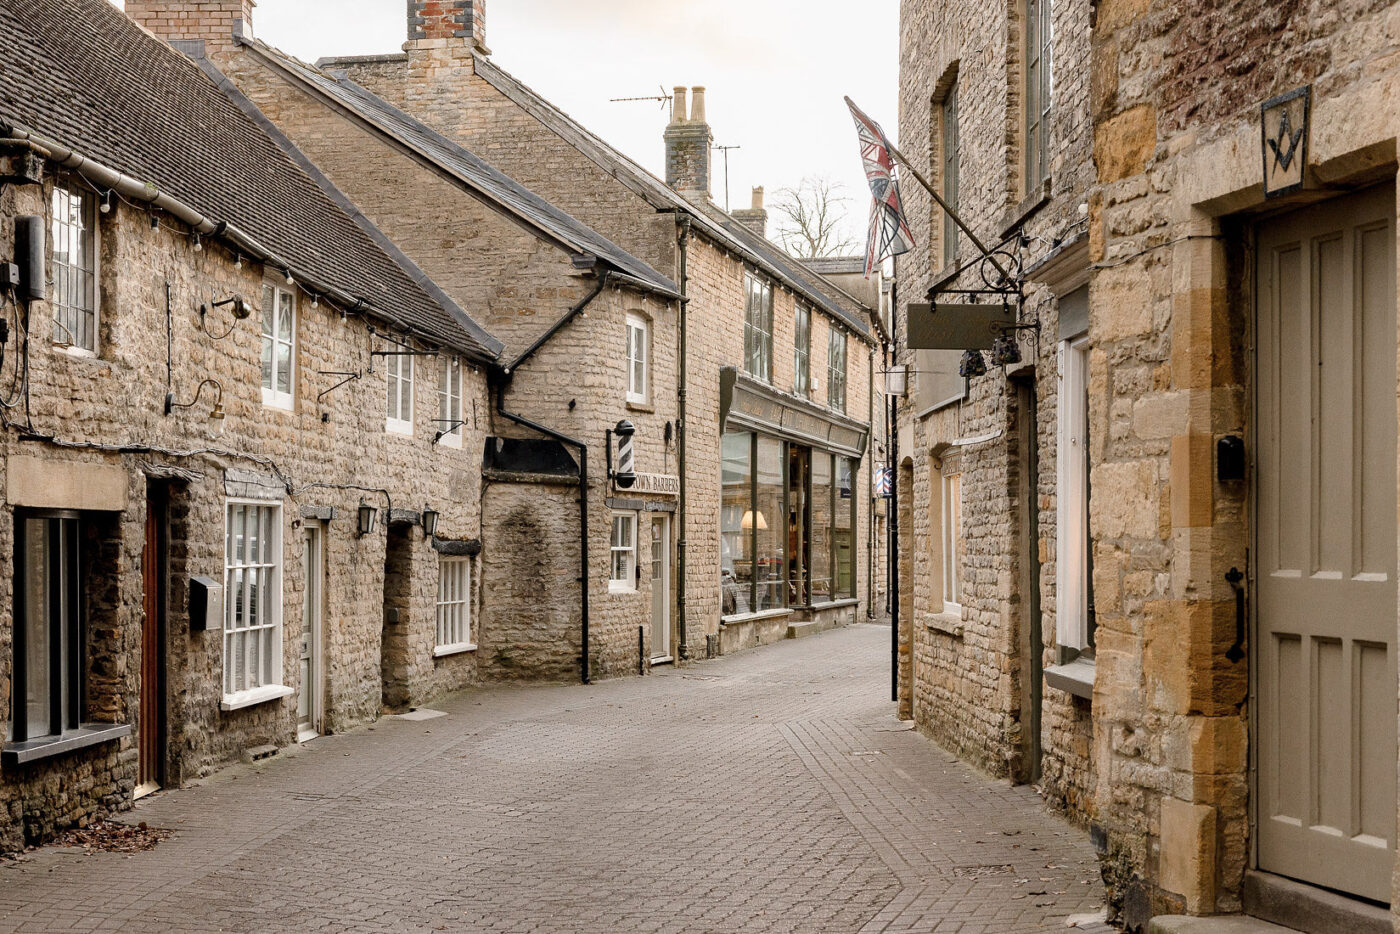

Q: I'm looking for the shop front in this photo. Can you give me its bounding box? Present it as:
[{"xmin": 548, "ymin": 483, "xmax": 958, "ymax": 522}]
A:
[{"xmin": 718, "ymin": 369, "xmax": 868, "ymax": 649}]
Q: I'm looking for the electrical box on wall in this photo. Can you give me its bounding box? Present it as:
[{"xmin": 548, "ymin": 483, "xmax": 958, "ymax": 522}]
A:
[
  {"xmin": 1217, "ymin": 435, "xmax": 1246, "ymax": 482},
  {"xmin": 15, "ymin": 215, "xmax": 44, "ymax": 303},
  {"xmin": 189, "ymin": 576, "xmax": 223, "ymax": 632}
]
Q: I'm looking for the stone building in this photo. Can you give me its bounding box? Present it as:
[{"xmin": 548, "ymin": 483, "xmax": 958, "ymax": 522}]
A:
[
  {"xmin": 0, "ymin": 0, "xmax": 499, "ymax": 847},
  {"xmin": 1084, "ymin": 0, "xmax": 1400, "ymax": 930},
  {"xmin": 895, "ymin": 0, "xmax": 1097, "ymax": 801},
  {"xmin": 317, "ymin": 1, "xmax": 885, "ymax": 659}
]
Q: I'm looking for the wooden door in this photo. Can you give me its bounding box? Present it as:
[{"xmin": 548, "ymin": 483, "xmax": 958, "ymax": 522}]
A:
[
  {"xmin": 1255, "ymin": 184, "xmax": 1397, "ymax": 901},
  {"xmin": 650, "ymin": 515, "xmax": 671, "ymax": 661},
  {"xmin": 138, "ymin": 492, "xmax": 164, "ymax": 796},
  {"xmin": 297, "ymin": 525, "xmax": 323, "ymax": 741}
]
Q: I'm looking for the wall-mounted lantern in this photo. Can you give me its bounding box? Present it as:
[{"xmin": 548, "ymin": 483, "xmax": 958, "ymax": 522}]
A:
[
  {"xmin": 421, "ymin": 504, "xmax": 439, "ymax": 537},
  {"xmin": 357, "ymin": 499, "xmax": 378, "ymax": 536}
]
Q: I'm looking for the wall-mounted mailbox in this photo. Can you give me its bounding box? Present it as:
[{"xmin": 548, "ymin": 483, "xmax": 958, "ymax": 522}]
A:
[
  {"xmin": 1217, "ymin": 435, "xmax": 1246, "ymax": 482},
  {"xmin": 189, "ymin": 576, "xmax": 223, "ymax": 632}
]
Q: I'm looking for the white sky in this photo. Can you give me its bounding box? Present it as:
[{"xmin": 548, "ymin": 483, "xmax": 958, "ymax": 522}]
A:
[{"xmin": 116, "ymin": 0, "xmax": 900, "ymax": 251}]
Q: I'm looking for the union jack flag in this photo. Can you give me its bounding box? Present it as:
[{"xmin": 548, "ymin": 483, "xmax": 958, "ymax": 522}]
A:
[{"xmin": 846, "ymin": 96, "xmax": 915, "ymax": 278}]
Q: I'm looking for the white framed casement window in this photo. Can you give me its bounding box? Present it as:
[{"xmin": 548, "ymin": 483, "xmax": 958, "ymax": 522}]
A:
[
  {"xmin": 385, "ymin": 348, "xmax": 414, "ymax": 434},
  {"xmin": 625, "ymin": 313, "xmax": 649, "ymax": 405},
  {"xmin": 260, "ymin": 283, "xmax": 296, "ymax": 410},
  {"xmin": 437, "ymin": 355, "xmax": 463, "ymax": 448},
  {"xmin": 744, "ymin": 273, "xmax": 774, "ymax": 382},
  {"xmin": 50, "ymin": 183, "xmax": 98, "ymax": 354},
  {"xmin": 827, "ymin": 327, "xmax": 848, "ymax": 413},
  {"xmin": 222, "ymin": 500, "xmax": 291, "ymax": 711},
  {"xmin": 1056, "ymin": 335, "xmax": 1093, "ymax": 652},
  {"xmin": 434, "ymin": 556, "xmax": 474, "ymax": 655},
  {"xmin": 941, "ymin": 454, "xmax": 963, "ymax": 613},
  {"xmin": 610, "ymin": 512, "xmax": 638, "ymax": 592},
  {"xmin": 1023, "ymin": 0, "xmax": 1053, "ymax": 194},
  {"xmin": 794, "ymin": 304, "xmax": 811, "ymax": 397}
]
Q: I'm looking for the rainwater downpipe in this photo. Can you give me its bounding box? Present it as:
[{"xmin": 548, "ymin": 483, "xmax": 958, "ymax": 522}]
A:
[
  {"xmin": 675, "ymin": 217, "xmax": 691, "ymax": 660},
  {"xmin": 496, "ymin": 271, "xmax": 611, "ymax": 684},
  {"xmin": 867, "ymin": 345, "xmax": 876, "ymax": 619}
]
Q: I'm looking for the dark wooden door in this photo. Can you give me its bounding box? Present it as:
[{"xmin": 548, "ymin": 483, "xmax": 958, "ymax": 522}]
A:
[{"xmin": 138, "ymin": 492, "xmax": 164, "ymax": 795}]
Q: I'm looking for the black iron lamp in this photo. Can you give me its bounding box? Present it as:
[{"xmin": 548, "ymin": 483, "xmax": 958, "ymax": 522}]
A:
[
  {"xmin": 991, "ymin": 332, "xmax": 1021, "ymax": 367},
  {"xmin": 356, "ymin": 499, "xmax": 378, "ymax": 536},
  {"xmin": 421, "ymin": 504, "xmax": 439, "ymax": 537},
  {"xmin": 959, "ymin": 349, "xmax": 987, "ymax": 379}
]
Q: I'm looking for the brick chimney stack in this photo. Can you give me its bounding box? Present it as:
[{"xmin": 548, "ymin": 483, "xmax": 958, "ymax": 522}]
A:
[
  {"xmin": 406, "ymin": 0, "xmax": 488, "ymax": 53},
  {"xmin": 124, "ymin": 0, "xmax": 255, "ymax": 57},
  {"xmin": 664, "ymin": 85, "xmax": 713, "ymax": 201},
  {"xmin": 732, "ymin": 187, "xmax": 768, "ymax": 238}
]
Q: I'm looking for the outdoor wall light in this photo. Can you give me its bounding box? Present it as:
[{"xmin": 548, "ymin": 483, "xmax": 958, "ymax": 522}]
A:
[
  {"xmin": 165, "ymin": 378, "xmax": 225, "ymax": 434},
  {"xmin": 991, "ymin": 333, "xmax": 1021, "ymax": 367},
  {"xmin": 421, "ymin": 504, "xmax": 439, "ymax": 537},
  {"xmin": 357, "ymin": 499, "xmax": 378, "ymax": 536},
  {"xmin": 959, "ymin": 349, "xmax": 987, "ymax": 379}
]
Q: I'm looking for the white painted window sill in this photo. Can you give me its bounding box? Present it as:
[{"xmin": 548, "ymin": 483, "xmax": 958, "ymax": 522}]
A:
[
  {"xmin": 56, "ymin": 344, "xmax": 99, "ymax": 359},
  {"xmin": 261, "ymin": 390, "xmax": 294, "ymax": 411},
  {"xmin": 1044, "ymin": 655, "xmax": 1096, "ymax": 700},
  {"xmin": 609, "ymin": 581, "xmax": 638, "ymax": 594},
  {"xmin": 220, "ymin": 684, "xmax": 294, "ymax": 712},
  {"xmin": 437, "ymin": 433, "xmax": 462, "ymax": 449},
  {"xmin": 809, "ymin": 598, "xmax": 859, "ymax": 611},
  {"xmin": 433, "ymin": 642, "xmax": 477, "ymax": 658},
  {"xmin": 385, "ymin": 419, "xmax": 414, "ymax": 436},
  {"xmin": 721, "ymin": 608, "xmax": 792, "ymax": 626}
]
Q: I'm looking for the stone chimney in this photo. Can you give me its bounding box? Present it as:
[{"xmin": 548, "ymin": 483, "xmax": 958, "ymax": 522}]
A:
[
  {"xmin": 406, "ymin": 0, "xmax": 488, "ymax": 53},
  {"xmin": 664, "ymin": 85, "xmax": 713, "ymax": 201},
  {"xmin": 732, "ymin": 187, "xmax": 768, "ymax": 238},
  {"xmin": 124, "ymin": 0, "xmax": 255, "ymax": 57}
]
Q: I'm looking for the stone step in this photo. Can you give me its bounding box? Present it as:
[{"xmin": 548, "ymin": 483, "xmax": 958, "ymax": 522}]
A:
[
  {"xmin": 1243, "ymin": 871, "xmax": 1391, "ymax": 934},
  {"xmin": 1148, "ymin": 916, "xmax": 1300, "ymax": 934},
  {"xmin": 786, "ymin": 620, "xmax": 826, "ymax": 639}
]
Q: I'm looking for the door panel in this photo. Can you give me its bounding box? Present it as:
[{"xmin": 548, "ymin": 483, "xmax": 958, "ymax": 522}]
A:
[
  {"xmin": 297, "ymin": 526, "xmax": 323, "ymax": 740},
  {"xmin": 138, "ymin": 493, "xmax": 163, "ymax": 796},
  {"xmin": 650, "ymin": 516, "xmax": 670, "ymax": 660},
  {"xmin": 1255, "ymin": 185, "xmax": 1397, "ymax": 902}
]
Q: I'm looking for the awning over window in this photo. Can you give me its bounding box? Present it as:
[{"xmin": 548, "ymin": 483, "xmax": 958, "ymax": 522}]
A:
[{"xmin": 719, "ymin": 367, "xmax": 869, "ymax": 459}]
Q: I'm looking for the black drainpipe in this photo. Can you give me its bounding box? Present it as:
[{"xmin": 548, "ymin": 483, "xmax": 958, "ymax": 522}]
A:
[
  {"xmin": 496, "ymin": 270, "xmax": 611, "ymax": 684},
  {"xmin": 675, "ymin": 217, "xmax": 691, "ymax": 660}
]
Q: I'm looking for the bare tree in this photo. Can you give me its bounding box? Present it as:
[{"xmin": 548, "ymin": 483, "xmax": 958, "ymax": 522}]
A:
[{"xmin": 771, "ymin": 176, "xmax": 857, "ymax": 258}]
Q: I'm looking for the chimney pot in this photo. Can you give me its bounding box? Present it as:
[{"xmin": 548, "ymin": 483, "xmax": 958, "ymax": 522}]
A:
[
  {"xmin": 690, "ymin": 86, "xmax": 707, "ymax": 124},
  {"xmin": 662, "ymin": 84, "xmax": 713, "ymax": 200},
  {"xmin": 751, "ymin": 186, "xmax": 765, "ymax": 210},
  {"xmin": 732, "ymin": 186, "xmax": 769, "ymax": 239},
  {"xmin": 671, "ymin": 86, "xmax": 688, "ymax": 124},
  {"xmin": 406, "ymin": 0, "xmax": 487, "ymax": 52}
]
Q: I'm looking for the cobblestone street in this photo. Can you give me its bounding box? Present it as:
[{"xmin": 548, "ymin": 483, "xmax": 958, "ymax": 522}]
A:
[{"xmin": 0, "ymin": 625, "xmax": 1111, "ymax": 933}]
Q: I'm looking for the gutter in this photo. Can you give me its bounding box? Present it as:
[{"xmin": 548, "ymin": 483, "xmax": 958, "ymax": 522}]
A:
[
  {"xmin": 0, "ymin": 122, "xmax": 481, "ymax": 360},
  {"xmin": 495, "ymin": 276, "xmax": 613, "ymax": 683}
]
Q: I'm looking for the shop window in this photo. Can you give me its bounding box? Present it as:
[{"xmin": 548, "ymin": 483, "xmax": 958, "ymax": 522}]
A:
[
  {"xmin": 223, "ymin": 501, "xmax": 285, "ymax": 707},
  {"xmin": 721, "ymin": 431, "xmax": 755, "ymax": 615},
  {"xmin": 810, "ymin": 453, "xmax": 833, "ymax": 601},
  {"xmin": 261, "ymin": 284, "xmax": 296, "ymax": 410},
  {"xmin": 385, "ymin": 348, "xmax": 413, "ymax": 434},
  {"xmin": 610, "ymin": 513, "xmax": 637, "ymax": 592},
  {"xmin": 744, "ymin": 273, "xmax": 774, "ymax": 383},
  {"xmin": 941, "ymin": 455, "xmax": 963, "ymax": 612},
  {"xmin": 437, "ymin": 355, "xmax": 462, "ymax": 447},
  {"xmin": 794, "ymin": 304, "xmax": 811, "ymax": 397},
  {"xmin": 1056, "ymin": 336, "xmax": 1094, "ymax": 652},
  {"xmin": 9, "ymin": 513, "xmax": 82, "ymax": 742},
  {"xmin": 835, "ymin": 457, "xmax": 855, "ymax": 598},
  {"xmin": 434, "ymin": 556, "xmax": 473, "ymax": 654},
  {"xmin": 50, "ymin": 183, "xmax": 98, "ymax": 353},
  {"xmin": 754, "ymin": 436, "xmax": 786, "ymax": 610},
  {"xmin": 626, "ymin": 313, "xmax": 649, "ymax": 405}
]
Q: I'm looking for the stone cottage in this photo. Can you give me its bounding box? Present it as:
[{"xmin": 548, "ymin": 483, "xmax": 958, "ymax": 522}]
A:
[
  {"xmin": 314, "ymin": 1, "xmax": 885, "ymax": 659},
  {"xmin": 1084, "ymin": 0, "xmax": 1400, "ymax": 931},
  {"xmin": 0, "ymin": 0, "xmax": 500, "ymax": 848},
  {"xmin": 895, "ymin": 0, "xmax": 1097, "ymax": 800}
]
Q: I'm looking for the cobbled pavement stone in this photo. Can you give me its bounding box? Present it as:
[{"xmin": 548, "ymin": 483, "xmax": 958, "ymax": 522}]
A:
[{"xmin": 0, "ymin": 624, "xmax": 1114, "ymax": 933}]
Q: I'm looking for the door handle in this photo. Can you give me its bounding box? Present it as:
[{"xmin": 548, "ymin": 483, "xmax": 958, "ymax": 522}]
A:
[{"xmin": 1225, "ymin": 567, "xmax": 1245, "ymax": 663}]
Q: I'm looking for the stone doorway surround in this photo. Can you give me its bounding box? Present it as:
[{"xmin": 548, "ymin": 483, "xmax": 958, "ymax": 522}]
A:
[{"xmin": 1087, "ymin": 64, "xmax": 1400, "ymax": 928}]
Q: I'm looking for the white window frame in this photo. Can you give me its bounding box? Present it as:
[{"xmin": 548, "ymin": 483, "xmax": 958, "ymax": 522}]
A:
[
  {"xmin": 794, "ymin": 304, "xmax": 811, "ymax": 397},
  {"xmin": 744, "ymin": 273, "xmax": 774, "ymax": 383},
  {"xmin": 437, "ymin": 355, "xmax": 463, "ymax": 448},
  {"xmin": 1056, "ymin": 336, "xmax": 1092, "ymax": 651},
  {"xmin": 261, "ymin": 283, "xmax": 296, "ymax": 410},
  {"xmin": 50, "ymin": 183, "xmax": 99, "ymax": 355},
  {"xmin": 941, "ymin": 455, "xmax": 963, "ymax": 613},
  {"xmin": 385, "ymin": 348, "xmax": 414, "ymax": 435},
  {"xmin": 221, "ymin": 500, "xmax": 291, "ymax": 711},
  {"xmin": 610, "ymin": 512, "xmax": 638, "ymax": 592},
  {"xmin": 827, "ymin": 327, "xmax": 848, "ymax": 413},
  {"xmin": 625, "ymin": 313, "xmax": 649, "ymax": 405},
  {"xmin": 434, "ymin": 556, "xmax": 475, "ymax": 655}
]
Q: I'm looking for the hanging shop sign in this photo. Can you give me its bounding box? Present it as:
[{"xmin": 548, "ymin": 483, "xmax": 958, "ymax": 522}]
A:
[
  {"xmin": 905, "ymin": 302, "xmax": 1016, "ymax": 350},
  {"xmin": 1261, "ymin": 86, "xmax": 1309, "ymax": 199}
]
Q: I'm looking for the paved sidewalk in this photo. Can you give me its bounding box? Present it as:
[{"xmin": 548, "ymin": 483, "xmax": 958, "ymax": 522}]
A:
[{"xmin": 0, "ymin": 624, "xmax": 1113, "ymax": 933}]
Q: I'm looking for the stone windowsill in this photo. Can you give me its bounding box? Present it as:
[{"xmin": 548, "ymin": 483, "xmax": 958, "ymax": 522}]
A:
[
  {"xmin": 433, "ymin": 642, "xmax": 477, "ymax": 658},
  {"xmin": 220, "ymin": 683, "xmax": 295, "ymax": 712},
  {"xmin": 1044, "ymin": 655, "xmax": 1096, "ymax": 700},
  {"xmin": 721, "ymin": 607, "xmax": 792, "ymax": 626},
  {"xmin": 1000, "ymin": 178, "xmax": 1053, "ymax": 237},
  {"xmin": 808, "ymin": 598, "xmax": 859, "ymax": 612},
  {"xmin": 1, "ymin": 723, "xmax": 132, "ymax": 766},
  {"xmin": 625, "ymin": 399, "xmax": 655, "ymax": 414},
  {"xmin": 925, "ymin": 612, "xmax": 965, "ymax": 638}
]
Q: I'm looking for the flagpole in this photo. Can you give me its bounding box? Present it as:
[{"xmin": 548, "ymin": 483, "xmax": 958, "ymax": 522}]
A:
[{"xmin": 883, "ymin": 142, "xmax": 1009, "ymax": 282}]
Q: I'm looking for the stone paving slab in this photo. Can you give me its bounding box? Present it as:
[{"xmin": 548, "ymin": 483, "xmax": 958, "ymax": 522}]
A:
[{"xmin": 0, "ymin": 624, "xmax": 1113, "ymax": 933}]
